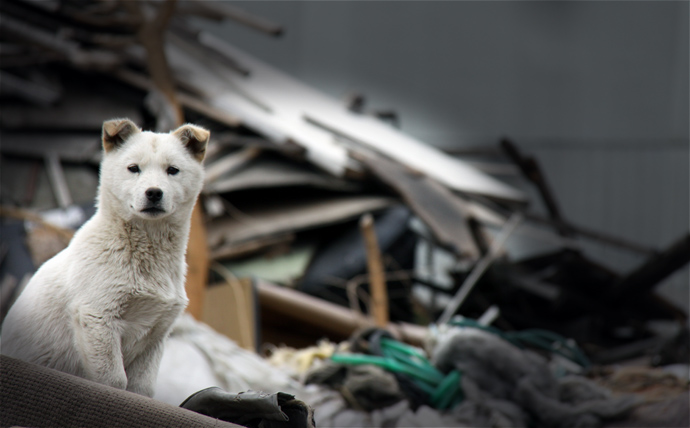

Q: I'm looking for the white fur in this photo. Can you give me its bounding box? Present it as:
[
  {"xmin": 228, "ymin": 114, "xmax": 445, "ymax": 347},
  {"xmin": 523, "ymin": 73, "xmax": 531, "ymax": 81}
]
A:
[{"xmin": 1, "ymin": 122, "xmax": 208, "ymax": 397}]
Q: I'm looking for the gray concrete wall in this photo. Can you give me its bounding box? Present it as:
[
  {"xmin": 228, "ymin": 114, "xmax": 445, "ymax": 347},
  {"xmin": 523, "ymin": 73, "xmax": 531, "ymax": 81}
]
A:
[{"xmin": 202, "ymin": 1, "xmax": 689, "ymax": 308}]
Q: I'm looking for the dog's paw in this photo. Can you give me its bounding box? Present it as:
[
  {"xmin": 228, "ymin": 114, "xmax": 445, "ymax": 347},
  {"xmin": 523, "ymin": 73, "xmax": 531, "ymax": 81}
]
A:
[
  {"xmin": 100, "ymin": 372, "xmax": 128, "ymax": 390},
  {"xmin": 127, "ymin": 382, "xmax": 155, "ymax": 397}
]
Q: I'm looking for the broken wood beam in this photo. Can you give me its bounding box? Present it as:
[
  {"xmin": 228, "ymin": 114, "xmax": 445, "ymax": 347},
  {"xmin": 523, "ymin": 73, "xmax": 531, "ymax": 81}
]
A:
[
  {"xmin": 608, "ymin": 232, "xmax": 690, "ymax": 302},
  {"xmin": 255, "ymin": 278, "xmax": 426, "ymax": 346},
  {"xmin": 359, "ymin": 213, "xmax": 389, "ymax": 327},
  {"xmin": 304, "ymin": 114, "xmax": 525, "ymax": 202},
  {"xmin": 500, "ymin": 138, "xmax": 572, "ymax": 237}
]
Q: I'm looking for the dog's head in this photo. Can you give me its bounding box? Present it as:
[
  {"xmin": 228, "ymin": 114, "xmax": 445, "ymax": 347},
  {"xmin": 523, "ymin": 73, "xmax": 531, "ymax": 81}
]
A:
[{"xmin": 99, "ymin": 119, "xmax": 209, "ymax": 221}]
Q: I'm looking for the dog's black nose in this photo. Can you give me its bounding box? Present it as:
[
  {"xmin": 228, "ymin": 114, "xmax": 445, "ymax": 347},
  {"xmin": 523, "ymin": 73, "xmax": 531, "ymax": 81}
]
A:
[{"xmin": 145, "ymin": 187, "xmax": 163, "ymax": 202}]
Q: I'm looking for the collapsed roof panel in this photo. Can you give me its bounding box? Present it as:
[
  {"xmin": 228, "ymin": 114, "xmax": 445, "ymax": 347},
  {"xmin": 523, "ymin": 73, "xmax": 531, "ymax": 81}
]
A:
[
  {"xmin": 166, "ymin": 32, "xmax": 357, "ymax": 179},
  {"xmin": 166, "ymin": 28, "xmax": 526, "ymax": 203}
]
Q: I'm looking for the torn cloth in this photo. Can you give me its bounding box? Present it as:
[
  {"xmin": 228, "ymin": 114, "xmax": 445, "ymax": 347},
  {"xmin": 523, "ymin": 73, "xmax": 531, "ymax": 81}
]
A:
[{"xmin": 432, "ymin": 327, "xmax": 639, "ymax": 427}]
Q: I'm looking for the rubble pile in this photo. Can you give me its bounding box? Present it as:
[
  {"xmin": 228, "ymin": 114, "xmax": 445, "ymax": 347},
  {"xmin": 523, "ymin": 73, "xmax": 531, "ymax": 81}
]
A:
[{"xmin": 1, "ymin": 1, "xmax": 688, "ymax": 427}]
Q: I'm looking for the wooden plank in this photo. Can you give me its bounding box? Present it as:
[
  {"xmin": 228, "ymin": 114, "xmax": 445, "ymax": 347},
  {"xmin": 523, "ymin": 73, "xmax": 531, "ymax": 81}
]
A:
[
  {"xmin": 166, "ymin": 32, "xmax": 357, "ymax": 179},
  {"xmin": 205, "ymin": 156, "xmax": 361, "ymax": 195},
  {"xmin": 204, "ymin": 147, "xmax": 261, "ymax": 184},
  {"xmin": 185, "ymin": 202, "xmax": 208, "ymax": 320},
  {"xmin": 305, "ymin": 114, "xmax": 525, "ymax": 202},
  {"xmin": 359, "ymin": 214, "xmax": 389, "ymax": 327},
  {"xmin": 177, "ymin": 92, "xmax": 242, "ymax": 127},
  {"xmin": 206, "ymin": 195, "xmax": 395, "ymax": 250},
  {"xmin": 255, "ymin": 278, "xmax": 426, "ymax": 346},
  {"xmin": 166, "ymin": 30, "xmax": 524, "ymax": 202},
  {"xmin": 210, "ymin": 233, "xmax": 294, "ymax": 261}
]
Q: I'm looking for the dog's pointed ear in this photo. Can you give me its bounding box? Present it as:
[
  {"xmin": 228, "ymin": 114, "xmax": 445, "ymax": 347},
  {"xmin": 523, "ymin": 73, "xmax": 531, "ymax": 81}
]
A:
[
  {"xmin": 102, "ymin": 119, "xmax": 141, "ymax": 153},
  {"xmin": 172, "ymin": 124, "xmax": 209, "ymax": 162}
]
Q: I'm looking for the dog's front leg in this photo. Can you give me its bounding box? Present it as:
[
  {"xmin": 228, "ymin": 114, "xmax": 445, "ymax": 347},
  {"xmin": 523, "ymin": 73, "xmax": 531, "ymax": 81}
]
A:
[
  {"xmin": 125, "ymin": 311, "xmax": 181, "ymax": 397},
  {"xmin": 124, "ymin": 338, "xmax": 165, "ymax": 397},
  {"xmin": 73, "ymin": 307, "xmax": 127, "ymax": 390},
  {"xmin": 125, "ymin": 303, "xmax": 184, "ymax": 396}
]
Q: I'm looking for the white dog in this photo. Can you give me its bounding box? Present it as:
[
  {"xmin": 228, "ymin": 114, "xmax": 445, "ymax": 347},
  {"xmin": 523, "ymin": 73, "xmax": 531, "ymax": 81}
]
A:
[{"xmin": 1, "ymin": 119, "xmax": 209, "ymax": 397}]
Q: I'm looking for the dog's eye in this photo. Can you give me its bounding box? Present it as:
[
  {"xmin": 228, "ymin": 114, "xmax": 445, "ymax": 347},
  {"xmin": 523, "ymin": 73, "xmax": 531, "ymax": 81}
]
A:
[
  {"xmin": 128, "ymin": 165, "xmax": 140, "ymax": 173},
  {"xmin": 167, "ymin": 166, "xmax": 179, "ymax": 176}
]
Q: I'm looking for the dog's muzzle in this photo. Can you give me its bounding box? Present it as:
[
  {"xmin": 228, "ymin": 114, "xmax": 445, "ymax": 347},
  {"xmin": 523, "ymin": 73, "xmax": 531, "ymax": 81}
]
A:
[{"xmin": 141, "ymin": 187, "xmax": 165, "ymax": 215}]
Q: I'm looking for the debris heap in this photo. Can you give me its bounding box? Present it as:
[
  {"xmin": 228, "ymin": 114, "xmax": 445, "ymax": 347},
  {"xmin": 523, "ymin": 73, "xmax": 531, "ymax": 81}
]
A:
[{"xmin": 1, "ymin": 0, "xmax": 688, "ymax": 398}]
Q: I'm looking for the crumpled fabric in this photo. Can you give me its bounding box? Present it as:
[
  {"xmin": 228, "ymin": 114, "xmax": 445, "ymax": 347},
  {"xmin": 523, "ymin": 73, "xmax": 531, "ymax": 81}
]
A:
[
  {"xmin": 306, "ymin": 362, "xmax": 405, "ymax": 411},
  {"xmin": 156, "ymin": 314, "xmax": 638, "ymax": 427},
  {"xmin": 431, "ymin": 327, "xmax": 640, "ymax": 427},
  {"xmin": 451, "ymin": 376, "xmax": 528, "ymax": 427},
  {"xmin": 155, "ymin": 313, "xmax": 306, "ymax": 406}
]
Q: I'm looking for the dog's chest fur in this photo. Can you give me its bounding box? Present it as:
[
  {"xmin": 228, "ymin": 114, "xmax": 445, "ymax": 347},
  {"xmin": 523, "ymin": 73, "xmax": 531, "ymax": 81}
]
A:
[
  {"xmin": 75, "ymin": 217, "xmax": 188, "ymax": 354},
  {"xmin": 97, "ymin": 219, "xmax": 186, "ymax": 298}
]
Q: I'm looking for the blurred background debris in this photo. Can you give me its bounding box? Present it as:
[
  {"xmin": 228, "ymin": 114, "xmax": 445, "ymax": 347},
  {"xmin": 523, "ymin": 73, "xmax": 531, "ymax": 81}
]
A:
[{"xmin": 1, "ymin": 1, "xmax": 687, "ymax": 427}]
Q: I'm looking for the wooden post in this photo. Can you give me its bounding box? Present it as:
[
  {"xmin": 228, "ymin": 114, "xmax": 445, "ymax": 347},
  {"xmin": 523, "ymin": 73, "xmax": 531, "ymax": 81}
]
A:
[
  {"xmin": 359, "ymin": 213, "xmax": 389, "ymax": 327},
  {"xmin": 185, "ymin": 202, "xmax": 209, "ymax": 319}
]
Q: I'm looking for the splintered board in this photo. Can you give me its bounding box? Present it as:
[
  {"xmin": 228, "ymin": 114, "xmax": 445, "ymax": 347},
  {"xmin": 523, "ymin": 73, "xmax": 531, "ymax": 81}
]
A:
[{"xmin": 166, "ymin": 30, "xmax": 525, "ymax": 203}]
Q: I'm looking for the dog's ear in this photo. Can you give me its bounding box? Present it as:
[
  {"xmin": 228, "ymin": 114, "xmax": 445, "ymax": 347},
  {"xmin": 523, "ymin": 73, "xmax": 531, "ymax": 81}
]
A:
[
  {"xmin": 172, "ymin": 124, "xmax": 210, "ymax": 162},
  {"xmin": 102, "ymin": 119, "xmax": 141, "ymax": 153}
]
